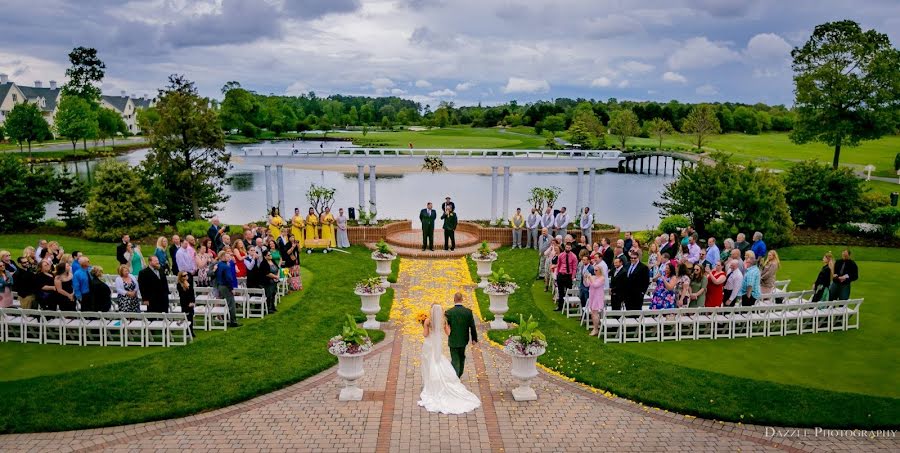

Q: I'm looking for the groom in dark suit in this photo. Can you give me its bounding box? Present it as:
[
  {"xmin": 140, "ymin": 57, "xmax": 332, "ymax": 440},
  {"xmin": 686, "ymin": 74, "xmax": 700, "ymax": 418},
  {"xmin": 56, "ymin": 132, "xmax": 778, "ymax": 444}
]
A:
[
  {"xmin": 419, "ymin": 202, "xmax": 437, "ymax": 251},
  {"xmin": 445, "ymin": 292, "xmax": 478, "ymax": 378}
]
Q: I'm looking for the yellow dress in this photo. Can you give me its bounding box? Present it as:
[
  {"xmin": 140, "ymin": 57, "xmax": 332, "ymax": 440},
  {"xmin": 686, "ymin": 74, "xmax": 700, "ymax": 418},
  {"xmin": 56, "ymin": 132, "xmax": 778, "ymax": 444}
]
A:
[
  {"xmin": 269, "ymin": 215, "xmax": 285, "ymax": 239},
  {"xmin": 291, "ymin": 215, "xmax": 305, "ymax": 248},
  {"xmin": 320, "ymin": 213, "xmax": 336, "ymax": 247},
  {"xmin": 305, "ymin": 214, "xmax": 319, "ymax": 240}
]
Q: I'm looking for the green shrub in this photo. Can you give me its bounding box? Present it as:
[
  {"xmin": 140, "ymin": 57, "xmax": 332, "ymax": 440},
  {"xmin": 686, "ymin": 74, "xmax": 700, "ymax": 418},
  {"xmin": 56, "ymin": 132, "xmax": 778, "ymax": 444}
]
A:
[
  {"xmin": 593, "ymin": 223, "xmax": 616, "ymax": 230},
  {"xmin": 870, "ymin": 207, "xmax": 900, "ymax": 237},
  {"xmin": 783, "ymin": 160, "xmax": 864, "ymax": 228},
  {"xmin": 632, "ymin": 229, "xmax": 661, "ymax": 247},
  {"xmin": 176, "ymin": 220, "xmax": 243, "ymax": 238},
  {"xmin": 895, "ymin": 152, "xmax": 900, "ymax": 172},
  {"xmin": 85, "ymin": 160, "xmax": 156, "ymax": 241},
  {"xmin": 658, "ymin": 215, "xmax": 691, "ymax": 234},
  {"xmin": 0, "ymin": 155, "xmax": 55, "ymax": 232}
]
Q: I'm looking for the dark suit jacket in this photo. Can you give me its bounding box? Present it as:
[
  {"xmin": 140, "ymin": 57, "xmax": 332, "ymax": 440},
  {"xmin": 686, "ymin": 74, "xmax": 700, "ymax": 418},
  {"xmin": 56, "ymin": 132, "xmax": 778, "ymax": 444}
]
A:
[
  {"xmin": 208, "ymin": 224, "xmax": 224, "ymax": 251},
  {"xmin": 116, "ymin": 242, "xmax": 128, "ymax": 265},
  {"xmin": 420, "ymin": 208, "xmax": 437, "ymax": 231},
  {"xmin": 441, "ymin": 201, "xmax": 456, "ymax": 214},
  {"xmin": 169, "ymin": 244, "xmax": 180, "ymax": 274},
  {"xmin": 609, "ymin": 266, "xmax": 628, "ymax": 310},
  {"xmin": 601, "ymin": 247, "xmax": 614, "ymax": 270},
  {"xmin": 441, "ymin": 212, "xmax": 457, "ymax": 230},
  {"xmin": 445, "ymin": 305, "xmax": 477, "ymax": 348},
  {"xmin": 833, "ymin": 259, "xmax": 859, "ymax": 283},
  {"xmin": 138, "ymin": 267, "xmax": 170, "ymax": 313},
  {"xmin": 624, "ymin": 262, "xmax": 650, "ymax": 310}
]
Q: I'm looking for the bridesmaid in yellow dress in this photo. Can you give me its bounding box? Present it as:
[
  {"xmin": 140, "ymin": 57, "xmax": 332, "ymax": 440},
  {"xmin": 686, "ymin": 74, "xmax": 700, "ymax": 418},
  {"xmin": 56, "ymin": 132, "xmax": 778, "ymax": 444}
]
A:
[
  {"xmin": 290, "ymin": 208, "xmax": 305, "ymax": 247},
  {"xmin": 268, "ymin": 207, "xmax": 285, "ymax": 239},
  {"xmin": 305, "ymin": 208, "xmax": 319, "ymax": 241},
  {"xmin": 320, "ymin": 207, "xmax": 336, "ymax": 247}
]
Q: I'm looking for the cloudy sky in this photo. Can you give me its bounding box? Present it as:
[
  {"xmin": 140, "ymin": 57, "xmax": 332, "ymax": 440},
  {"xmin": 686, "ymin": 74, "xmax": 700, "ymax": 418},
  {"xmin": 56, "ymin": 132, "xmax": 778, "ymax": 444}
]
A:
[{"xmin": 2, "ymin": 0, "xmax": 898, "ymax": 107}]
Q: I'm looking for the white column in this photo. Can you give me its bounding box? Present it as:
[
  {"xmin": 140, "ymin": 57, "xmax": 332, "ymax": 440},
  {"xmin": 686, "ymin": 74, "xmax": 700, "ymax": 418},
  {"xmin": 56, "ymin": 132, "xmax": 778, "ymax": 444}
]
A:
[
  {"xmin": 575, "ymin": 167, "xmax": 584, "ymax": 214},
  {"xmin": 490, "ymin": 166, "xmax": 499, "ymax": 224},
  {"xmin": 502, "ymin": 166, "xmax": 511, "ymax": 225},
  {"xmin": 357, "ymin": 165, "xmax": 366, "ymax": 214},
  {"xmin": 276, "ymin": 165, "xmax": 285, "ymax": 212},
  {"xmin": 264, "ymin": 165, "xmax": 273, "ymax": 210},
  {"xmin": 368, "ymin": 164, "xmax": 377, "ymax": 222},
  {"xmin": 588, "ymin": 167, "xmax": 597, "ymax": 222}
]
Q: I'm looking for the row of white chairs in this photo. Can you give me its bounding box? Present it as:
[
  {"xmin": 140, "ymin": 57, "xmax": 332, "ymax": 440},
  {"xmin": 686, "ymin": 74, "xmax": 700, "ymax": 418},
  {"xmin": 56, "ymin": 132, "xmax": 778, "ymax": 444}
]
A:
[
  {"xmin": 0, "ymin": 308, "xmax": 192, "ymax": 347},
  {"xmin": 599, "ymin": 298, "xmax": 862, "ymax": 343}
]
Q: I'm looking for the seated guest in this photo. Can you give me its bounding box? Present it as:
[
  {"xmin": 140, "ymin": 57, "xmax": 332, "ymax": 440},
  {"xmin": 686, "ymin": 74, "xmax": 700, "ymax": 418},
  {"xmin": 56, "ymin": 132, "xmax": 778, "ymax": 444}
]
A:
[
  {"xmin": 115, "ymin": 265, "xmax": 141, "ymax": 313},
  {"xmin": 88, "ymin": 266, "xmax": 112, "ymax": 312}
]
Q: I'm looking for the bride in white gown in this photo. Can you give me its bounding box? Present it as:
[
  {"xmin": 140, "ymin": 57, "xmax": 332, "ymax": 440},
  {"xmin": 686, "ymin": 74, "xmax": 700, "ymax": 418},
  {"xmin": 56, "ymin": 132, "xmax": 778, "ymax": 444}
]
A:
[{"xmin": 418, "ymin": 304, "xmax": 481, "ymax": 415}]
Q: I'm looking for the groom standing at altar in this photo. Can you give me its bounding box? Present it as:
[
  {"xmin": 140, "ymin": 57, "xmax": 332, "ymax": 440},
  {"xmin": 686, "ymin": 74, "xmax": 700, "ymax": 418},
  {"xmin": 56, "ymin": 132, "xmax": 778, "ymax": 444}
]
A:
[
  {"xmin": 420, "ymin": 202, "xmax": 437, "ymax": 251},
  {"xmin": 446, "ymin": 292, "xmax": 478, "ymax": 378}
]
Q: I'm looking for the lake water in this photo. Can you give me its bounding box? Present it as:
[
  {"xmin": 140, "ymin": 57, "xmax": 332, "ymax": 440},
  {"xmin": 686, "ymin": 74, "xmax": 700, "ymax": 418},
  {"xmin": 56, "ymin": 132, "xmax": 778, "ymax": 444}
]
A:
[{"xmin": 48, "ymin": 141, "xmax": 679, "ymax": 231}]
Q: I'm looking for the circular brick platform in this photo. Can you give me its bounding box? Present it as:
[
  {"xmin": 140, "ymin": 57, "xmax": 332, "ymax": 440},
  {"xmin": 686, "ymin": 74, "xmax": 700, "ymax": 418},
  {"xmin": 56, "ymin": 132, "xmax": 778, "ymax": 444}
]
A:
[{"xmin": 386, "ymin": 229, "xmax": 481, "ymax": 249}]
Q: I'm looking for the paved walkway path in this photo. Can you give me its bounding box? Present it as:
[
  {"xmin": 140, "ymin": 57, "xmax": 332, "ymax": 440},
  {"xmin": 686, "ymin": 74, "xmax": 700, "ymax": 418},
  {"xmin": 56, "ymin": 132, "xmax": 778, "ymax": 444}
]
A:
[{"xmin": 1, "ymin": 258, "xmax": 896, "ymax": 452}]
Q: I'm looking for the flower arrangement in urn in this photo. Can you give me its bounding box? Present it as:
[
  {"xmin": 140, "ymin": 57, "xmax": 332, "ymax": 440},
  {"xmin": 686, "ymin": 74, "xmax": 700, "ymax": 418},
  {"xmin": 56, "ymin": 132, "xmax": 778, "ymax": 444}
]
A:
[
  {"xmin": 371, "ymin": 239, "xmax": 396, "ymax": 260},
  {"xmin": 422, "ymin": 156, "xmax": 447, "ymax": 173},
  {"xmin": 471, "ymin": 241, "xmax": 497, "ymax": 261},
  {"xmin": 355, "ymin": 276, "xmax": 386, "ymax": 294},
  {"xmin": 484, "ymin": 268, "xmax": 518, "ymax": 295},
  {"xmin": 328, "ymin": 314, "xmax": 374, "ymax": 355},
  {"xmin": 504, "ymin": 314, "xmax": 547, "ymax": 356}
]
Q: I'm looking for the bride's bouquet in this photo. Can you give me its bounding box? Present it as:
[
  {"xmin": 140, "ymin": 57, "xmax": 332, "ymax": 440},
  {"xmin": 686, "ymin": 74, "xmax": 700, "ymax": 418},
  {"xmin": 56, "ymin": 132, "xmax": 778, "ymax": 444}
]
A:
[
  {"xmin": 504, "ymin": 314, "xmax": 547, "ymax": 356},
  {"xmin": 414, "ymin": 309, "xmax": 430, "ymax": 325}
]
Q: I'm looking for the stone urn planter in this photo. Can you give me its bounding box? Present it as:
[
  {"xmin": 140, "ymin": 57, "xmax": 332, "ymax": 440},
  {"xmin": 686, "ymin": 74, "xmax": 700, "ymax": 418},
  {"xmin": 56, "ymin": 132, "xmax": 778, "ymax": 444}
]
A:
[
  {"xmin": 503, "ymin": 314, "xmax": 548, "ymax": 402},
  {"xmin": 471, "ymin": 243, "xmax": 498, "ymax": 288},
  {"xmin": 355, "ymin": 277, "xmax": 386, "ymax": 329},
  {"xmin": 371, "ymin": 254, "xmax": 395, "ymax": 288},
  {"xmin": 328, "ymin": 315, "xmax": 375, "ymax": 401},
  {"xmin": 483, "ymin": 268, "xmax": 518, "ymax": 330}
]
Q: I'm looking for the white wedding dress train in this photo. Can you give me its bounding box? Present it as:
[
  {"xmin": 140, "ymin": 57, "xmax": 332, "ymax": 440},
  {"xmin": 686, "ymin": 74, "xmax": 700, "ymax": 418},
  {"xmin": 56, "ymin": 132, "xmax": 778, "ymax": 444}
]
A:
[{"xmin": 418, "ymin": 304, "xmax": 481, "ymax": 415}]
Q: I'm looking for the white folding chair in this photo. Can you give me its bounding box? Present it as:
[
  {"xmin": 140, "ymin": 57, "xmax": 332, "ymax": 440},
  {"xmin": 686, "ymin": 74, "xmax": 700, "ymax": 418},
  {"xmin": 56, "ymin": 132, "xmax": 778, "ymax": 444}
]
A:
[
  {"xmin": 713, "ymin": 307, "xmax": 734, "ymax": 339},
  {"xmin": 82, "ymin": 312, "xmax": 106, "ymax": 346},
  {"xmin": 695, "ymin": 308, "xmax": 714, "ymax": 340},
  {"xmin": 244, "ymin": 288, "xmax": 267, "ymax": 318},
  {"xmin": 622, "ymin": 310, "xmax": 642, "ymax": 343},
  {"xmin": 103, "ymin": 312, "xmax": 126, "ymax": 346},
  {"xmin": 195, "ymin": 298, "xmax": 228, "ymax": 331},
  {"xmin": 166, "ymin": 313, "xmax": 192, "ymax": 346},
  {"xmin": 678, "ymin": 307, "xmax": 698, "ymax": 340},
  {"xmin": 774, "ymin": 280, "xmax": 791, "ymax": 293},
  {"xmin": 124, "ymin": 313, "xmax": 146, "ymax": 347},
  {"xmin": 840, "ymin": 299, "xmax": 863, "ymax": 330},
  {"xmin": 640, "ymin": 311, "xmax": 661, "ymax": 342},
  {"xmin": 59, "ymin": 310, "xmax": 84, "ymax": 346},
  {"xmin": 41, "ymin": 310, "xmax": 68, "ymax": 345},
  {"xmin": 232, "ymin": 288, "xmax": 249, "ymax": 319},
  {"xmin": 799, "ymin": 302, "xmax": 817, "ymax": 334},
  {"xmin": 602, "ymin": 310, "xmax": 623, "ymax": 343},
  {"xmin": 660, "ymin": 309, "xmax": 680, "ymax": 341},
  {"xmin": 731, "ymin": 306, "xmax": 752, "ymax": 339},
  {"xmin": 1, "ymin": 308, "xmax": 26, "ymax": 343},
  {"xmin": 562, "ymin": 288, "xmax": 581, "ymax": 318},
  {"xmin": 144, "ymin": 313, "xmax": 168, "ymax": 347}
]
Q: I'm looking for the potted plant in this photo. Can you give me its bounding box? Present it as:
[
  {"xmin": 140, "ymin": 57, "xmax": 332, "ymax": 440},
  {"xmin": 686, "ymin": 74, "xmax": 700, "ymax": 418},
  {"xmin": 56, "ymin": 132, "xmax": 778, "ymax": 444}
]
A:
[
  {"xmin": 328, "ymin": 314, "xmax": 375, "ymax": 401},
  {"xmin": 483, "ymin": 268, "xmax": 518, "ymax": 330},
  {"xmin": 504, "ymin": 314, "xmax": 548, "ymax": 402},
  {"xmin": 355, "ymin": 276, "xmax": 386, "ymax": 329},
  {"xmin": 470, "ymin": 241, "xmax": 498, "ymax": 288},
  {"xmin": 422, "ymin": 156, "xmax": 448, "ymax": 173},
  {"xmin": 371, "ymin": 239, "xmax": 396, "ymax": 288}
]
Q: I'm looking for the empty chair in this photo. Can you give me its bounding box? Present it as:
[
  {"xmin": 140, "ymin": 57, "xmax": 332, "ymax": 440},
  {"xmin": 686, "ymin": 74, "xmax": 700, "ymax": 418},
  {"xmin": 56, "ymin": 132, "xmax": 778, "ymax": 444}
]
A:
[
  {"xmin": 124, "ymin": 313, "xmax": 146, "ymax": 347},
  {"xmin": 562, "ymin": 288, "xmax": 581, "ymax": 318},
  {"xmin": 102, "ymin": 312, "xmax": 127, "ymax": 346},
  {"xmin": 1, "ymin": 308, "xmax": 25, "ymax": 343},
  {"xmin": 144, "ymin": 313, "xmax": 168, "ymax": 347},
  {"xmin": 41, "ymin": 311, "xmax": 68, "ymax": 345},
  {"xmin": 166, "ymin": 313, "xmax": 192, "ymax": 346}
]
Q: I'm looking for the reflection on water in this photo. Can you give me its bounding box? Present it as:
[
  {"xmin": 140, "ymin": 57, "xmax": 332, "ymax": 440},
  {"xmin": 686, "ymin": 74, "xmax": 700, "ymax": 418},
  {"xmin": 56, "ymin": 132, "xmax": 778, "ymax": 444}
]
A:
[{"xmin": 45, "ymin": 141, "xmax": 681, "ymax": 230}]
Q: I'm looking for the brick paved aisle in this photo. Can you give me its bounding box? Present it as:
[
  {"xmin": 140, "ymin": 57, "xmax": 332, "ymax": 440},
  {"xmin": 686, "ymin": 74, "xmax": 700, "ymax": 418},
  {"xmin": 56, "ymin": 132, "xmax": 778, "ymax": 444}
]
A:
[{"xmin": 0, "ymin": 257, "xmax": 897, "ymax": 452}]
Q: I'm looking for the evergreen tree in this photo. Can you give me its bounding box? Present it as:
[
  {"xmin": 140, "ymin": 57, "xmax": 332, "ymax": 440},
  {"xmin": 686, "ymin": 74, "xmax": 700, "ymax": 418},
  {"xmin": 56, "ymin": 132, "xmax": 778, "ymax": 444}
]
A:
[
  {"xmin": 85, "ymin": 160, "xmax": 156, "ymax": 240},
  {"xmin": 0, "ymin": 155, "xmax": 55, "ymax": 231},
  {"xmin": 55, "ymin": 165, "xmax": 88, "ymax": 230}
]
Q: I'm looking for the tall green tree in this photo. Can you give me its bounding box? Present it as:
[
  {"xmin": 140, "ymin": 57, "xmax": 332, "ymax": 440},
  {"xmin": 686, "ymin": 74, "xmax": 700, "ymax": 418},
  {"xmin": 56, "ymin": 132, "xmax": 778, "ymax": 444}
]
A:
[
  {"xmin": 85, "ymin": 160, "xmax": 156, "ymax": 240},
  {"xmin": 142, "ymin": 74, "xmax": 228, "ymax": 223},
  {"xmin": 0, "ymin": 155, "xmax": 55, "ymax": 231},
  {"xmin": 5, "ymin": 102, "xmax": 51, "ymax": 157},
  {"xmin": 782, "ymin": 160, "xmax": 865, "ymax": 228},
  {"xmin": 219, "ymin": 87, "xmax": 256, "ymax": 132},
  {"xmin": 608, "ymin": 109, "xmax": 640, "ymax": 151},
  {"xmin": 136, "ymin": 107, "xmax": 161, "ymax": 134},
  {"xmin": 791, "ymin": 20, "xmax": 900, "ymax": 168},
  {"xmin": 0, "ymin": 124, "xmax": 5, "ymax": 142},
  {"xmin": 55, "ymin": 165, "xmax": 89, "ymax": 230},
  {"xmin": 61, "ymin": 46, "xmax": 105, "ymax": 105},
  {"xmin": 682, "ymin": 104, "xmax": 721, "ymax": 150},
  {"xmin": 646, "ymin": 118, "xmax": 674, "ymax": 149},
  {"xmin": 55, "ymin": 95, "xmax": 99, "ymax": 151},
  {"xmin": 97, "ymin": 107, "xmax": 127, "ymax": 146},
  {"xmin": 654, "ymin": 154, "xmax": 794, "ymax": 246}
]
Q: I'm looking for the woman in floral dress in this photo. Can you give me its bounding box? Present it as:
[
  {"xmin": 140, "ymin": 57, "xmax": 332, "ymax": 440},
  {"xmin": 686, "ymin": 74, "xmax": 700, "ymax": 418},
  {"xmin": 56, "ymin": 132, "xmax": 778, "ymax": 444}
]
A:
[
  {"xmin": 115, "ymin": 265, "xmax": 141, "ymax": 313},
  {"xmin": 650, "ymin": 263, "xmax": 678, "ymax": 310},
  {"xmin": 195, "ymin": 244, "xmax": 211, "ymax": 287}
]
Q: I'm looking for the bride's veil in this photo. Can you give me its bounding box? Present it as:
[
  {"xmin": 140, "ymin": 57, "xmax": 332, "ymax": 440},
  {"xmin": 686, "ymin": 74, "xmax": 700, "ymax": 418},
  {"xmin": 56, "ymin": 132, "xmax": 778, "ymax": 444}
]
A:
[{"xmin": 429, "ymin": 304, "xmax": 445, "ymax": 341}]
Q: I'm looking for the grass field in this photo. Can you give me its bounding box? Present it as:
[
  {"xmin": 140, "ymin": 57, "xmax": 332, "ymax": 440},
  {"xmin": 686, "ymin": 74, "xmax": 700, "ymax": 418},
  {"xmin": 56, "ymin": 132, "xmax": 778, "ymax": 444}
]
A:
[
  {"xmin": 332, "ymin": 126, "xmax": 546, "ymax": 149},
  {"xmin": 0, "ymin": 237, "xmax": 391, "ymax": 433},
  {"xmin": 472, "ymin": 246, "xmax": 899, "ymax": 428}
]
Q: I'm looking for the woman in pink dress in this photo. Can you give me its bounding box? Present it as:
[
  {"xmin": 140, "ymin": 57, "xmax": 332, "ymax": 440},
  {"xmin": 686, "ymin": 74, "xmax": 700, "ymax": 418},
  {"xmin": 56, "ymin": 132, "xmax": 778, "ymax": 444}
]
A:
[{"xmin": 587, "ymin": 265, "xmax": 606, "ymax": 337}]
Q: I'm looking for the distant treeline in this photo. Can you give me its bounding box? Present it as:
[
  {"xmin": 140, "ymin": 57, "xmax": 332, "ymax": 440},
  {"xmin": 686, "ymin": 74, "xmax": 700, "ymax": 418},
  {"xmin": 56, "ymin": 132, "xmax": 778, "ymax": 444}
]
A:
[{"xmin": 210, "ymin": 81, "xmax": 795, "ymax": 137}]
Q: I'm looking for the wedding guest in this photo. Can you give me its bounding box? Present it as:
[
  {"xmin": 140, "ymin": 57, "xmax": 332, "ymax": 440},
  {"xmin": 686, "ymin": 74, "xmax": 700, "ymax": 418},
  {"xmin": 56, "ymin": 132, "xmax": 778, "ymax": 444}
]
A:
[
  {"xmin": 267, "ymin": 239, "xmax": 282, "ymax": 268},
  {"xmin": 195, "ymin": 244, "xmax": 212, "ymax": 287},
  {"xmin": 0, "ymin": 261, "xmax": 13, "ymax": 308},
  {"xmin": 720, "ymin": 238, "xmax": 735, "ymax": 264},
  {"xmin": 728, "ymin": 249, "xmax": 744, "ymax": 276},
  {"xmin": 536, "ymin": 228, "xmax": 551, "ymax": 278},
  {"xmin": 705, "ymin": 261, "xmax": 727, "ymax": 307},
  {"xmin": 214, "ymin": 251, "xmax": 240, "ymax": 327},
  {"xmin": 812, "ymin": 252, "xmax": 835, "ymax": 302},
  {"xmin": 169, "ymin": 235, "xmax": 182, "ymax": 275},
  {"xmin": 540, "ymin": 207, "xmax": 554, "ymax": 237},
  {"xmin": 284, "ymin": 235, "xmax": 302, "ymax": 291},
  {"xmin": 609, "ymin": 257, "xmax": 627, "ymax": 310},
  {"xmin": 706, "ymin": 237, "xmax": 720, "ymax": 268},
  {"xmin": 676, "ymin": 263, "xmax": 692, "ymax": 308},
  {"xmin": 723, "ymin": 259, "xmax": 743, "ymax": 307},
  {"xmin": 650, "ymin": 263, "xmax": 678, "ymax": 310},
  {"xmin": 35, "ymin": 240, "xmax": 47, "ymax": 262},
  {"xmin": 735, "ymin": 233, "xmax": 751, "ymax": 258},
  {"xmin": 526, "ymin": 208, "xmax": 540, "ymax": 249},
  {"xmin": 130, "ymin": 243, "xmax": 146, "ymax": 276},
  {"xmin": 623, "ymin": 231, "xmax": 633, "ymax": 253},
  {"xmin": 760, "ymin": 250, "xmax": 780, "ymax": 295},
  {"xmin": 750, "ymin": 232, "xmax": 767, "ymax": 260},
  {"xmin": 176, "ymin": 236, "xmax": 197, "ymax": 279},
  {"xmin": 543, "ymin": 240, "xmax": 559, "ymax": 291},
  {"xmin": 586, "ymin": 265, "xmax": 606, "ymax": 336},
  {"xmin": 336, "ymin": 208, "xmax": 350, "ymax": 248},
  {"xmin": 624, "ymin": 250, "xmax": 650, "ymax": 311},
  {"xmin": 208, "ymin": 216, "xmax": 225, "ymax": 252},
  {"xmin": 688, "ymin": 264, "xmax": 708, "ymax": 307},
  {"xmin": 14, "ymin": 250, "xmax": 37, "ymax": 309},
  {"xmin": 262, "ymin": 250, "xmax": 280, "ymax": 313},
  {"xmin": 829, "ymin": 249, "xmax": 858, "ymax": 301},
  {"xmin": 321, "ymin": 207, "xmax": 336, "ymax": 248},
  {"xmin": 138, "ymin": 256, "xmax": 169, "ymax": 313},
  {"xmin": 89, "ymin": 266, "xmax": 112, "ymax": 312},
  {"xmin": 72, "ymin": 256, "xmax": 91, "ymax": 308},
  {"xmin": 441, "ymin": 196, "xmax": 456, "ymax": 215},
  {"xmin": 116, "ymin": 234, "xmax": 130, "ymax": 265},
  {"xmin": 115, "ymin": 265, "xmax": 141, "ymax": 313},
  {"xmin": 738, "ymin": 251, "xmax": 761, "ymax": 306},
  {"xmin": 176, "ymin": 272, "xmax": 196, "ymax": 335},
  {"xmin": 36, "ymin": 260, "xmax": 57, "ymax": 310},
  {"xmin": 233, "ymin": 240, "xmax": 248, "ymax": 278},
  {"xmin": 580, "ymin": 207, "xmax": 593, "ymax": 243},
  {"xmin": 53, "ymin": 262, "xmax": 76, "ymax": 311},
  {"xmin": 291, "ymin": 208, "xmax": 306, "ymax": 248},
  {"xmin": 659, "ymin": 233, "xmax": 677, "ymax": 258},
  {"xmin": 577, "ymin": 255, "xmax": 591, "ymax": 307},
  {"xmin": 554, "ymin": 242, "xmax": 577, "ymax": 311},
  {"xmin": 686, "ymin": 235, "xmax": 701, "ymax": 264},
  {"xmin": 647, "ymin": 243, "xmax": 660, "ymax": 280},
  {"xmin": 600, "ymin": 238, "xmax": 614, "ymax": 270},
  {"xmin": 510, "ymin": 208, "xmax": 525, "ymax": 249}
]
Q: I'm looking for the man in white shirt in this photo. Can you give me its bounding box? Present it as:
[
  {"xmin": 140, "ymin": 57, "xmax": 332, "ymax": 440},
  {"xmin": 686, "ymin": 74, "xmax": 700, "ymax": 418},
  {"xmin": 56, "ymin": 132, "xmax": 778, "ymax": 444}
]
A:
[
  {"xmin": 176, "ymin": 235, "xmax": 198, "ymax": 278},
  {"xmin": 723, "ymin": 259, "xmax": 743, "ymax": 306},
  {"xmin": 540, "ymin": 207, "xmax": 555, "ymax": 237},
  {"xmin": 579, "ymin": 207, "xmax": 593, "ymax": 244},
  {"xmin": 525, "ymin": 208, "xmax": 540, "ymax": 250},
  {"xmin": 554, "ymin": 207, "xmax": 570, "ymax": 237}
]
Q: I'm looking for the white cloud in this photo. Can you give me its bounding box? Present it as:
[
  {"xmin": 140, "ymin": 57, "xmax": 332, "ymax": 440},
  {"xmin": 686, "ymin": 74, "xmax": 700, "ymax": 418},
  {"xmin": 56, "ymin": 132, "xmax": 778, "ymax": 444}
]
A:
[
  {"xmin": 618, "ymin": 60, "xmax": 654, "ymax": 74},
  {"xmin": 284, "ymin": 80, "xmax": 309, "ymax": 95},
  {"xmin": 371, "ymin": 77, "xmax": 395, "ymax": 90},
  {"xmin": 414, "ymin": 79, "xmax": 431, "ymax": 88},
  {"xmin": 585, "ymin": 14, "xmax": 643, "ymax": 39},
  {"xmin": 428, "ymin": 88, "xmax": 456, "ymax": 97},
  {"xmin": 617, "ymin": 79, "xmax": 630, "ymax": 88},
  {"xmin": 667, "ymin": 36, "xmax": 740, "ymax": 70},
  {"xmin": 591, "ymin": 77, "xmax": 612, "ymax": 87},
  {"xmin": 745, "ymin": 33, "xmax": 792, "ymax": 60},
  {"xmin": 662, "ymin": 71, "xmax": 687, "ymax": 83},
  {"xmin": 455, "ymin": 81, "xmax": 475, "ymax": 91},
  {"xmin": 753, "ymin": 68, "xmax": 779, "ymax": 78},
  {"xmin": 391, "ymin": 88, "xmax": 407, "ymax": 95},
  {"xmin": 501, "ymin": 77, "xmax": 550, "ymax": 93},
  {"xmin": 695, "ymin": 83, "xmax": 718, "ymax": 95}
]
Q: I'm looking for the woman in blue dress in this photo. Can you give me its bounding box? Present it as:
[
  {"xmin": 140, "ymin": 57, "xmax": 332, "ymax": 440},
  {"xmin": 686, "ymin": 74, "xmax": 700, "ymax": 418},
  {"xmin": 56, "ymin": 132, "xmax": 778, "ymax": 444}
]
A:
[{"xmin": 650, "ymin": 262, "xmax": 678, "ymax": 310}]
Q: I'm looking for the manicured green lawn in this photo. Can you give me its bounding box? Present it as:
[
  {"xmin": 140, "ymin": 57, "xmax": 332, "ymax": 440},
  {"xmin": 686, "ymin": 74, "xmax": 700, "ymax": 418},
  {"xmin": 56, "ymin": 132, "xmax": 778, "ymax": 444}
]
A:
[
  {"xmin": 0, "ymin": 234, "xmax": 121, "ymax": 271},
  {"xmin": 0, "ymin": 244, "xmax": 387, "ymax": 433},
  {"xmin": 332, "ymin": 126, "xmax": 546, "ymax": 149},
  {"xmin": 471, "ymin": 247, "xmax": 899, "ymax": 428}
]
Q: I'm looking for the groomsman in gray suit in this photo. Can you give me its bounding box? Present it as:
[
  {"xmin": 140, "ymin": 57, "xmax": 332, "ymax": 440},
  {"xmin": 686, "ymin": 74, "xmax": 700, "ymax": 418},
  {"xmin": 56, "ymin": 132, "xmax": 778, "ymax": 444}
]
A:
[
  {"xmin": 554, "ymin": 207, "xmax": 570, "ymax": 237},
  {"xmin": 525, "ymin": 208, "xmax": 540, "ymax": 250},
  {"xmin": 579, "ymin": 207, "xmax": 593, "ymax": 244},
  {"xmin": 540, "ymin": 207, "xmax": 555, "ymax": 237}
]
